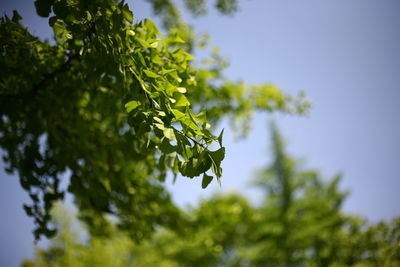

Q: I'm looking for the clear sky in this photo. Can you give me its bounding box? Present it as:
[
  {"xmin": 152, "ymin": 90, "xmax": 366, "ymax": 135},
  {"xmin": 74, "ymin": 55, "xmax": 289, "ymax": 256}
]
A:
[{"xmin": 1, "ymin": 0, "xmax": 400, "ymax": 266}]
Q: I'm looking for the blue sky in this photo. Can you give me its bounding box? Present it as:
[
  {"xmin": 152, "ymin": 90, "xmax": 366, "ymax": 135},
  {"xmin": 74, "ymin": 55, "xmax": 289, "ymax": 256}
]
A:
[{"xmin": 1, "ymin": 0, "xmax": 400, "ymax": 266}]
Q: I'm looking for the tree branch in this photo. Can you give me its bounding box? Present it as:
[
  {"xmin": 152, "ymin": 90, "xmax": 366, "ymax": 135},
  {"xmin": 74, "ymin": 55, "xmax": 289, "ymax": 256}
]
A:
[
  {"xmin": 0, "ymin": 53, "xmax": 79, "ymax": 99},
  {"xmin": 30, "ymin": 53, "xmax": 79, "ymax": 96}
]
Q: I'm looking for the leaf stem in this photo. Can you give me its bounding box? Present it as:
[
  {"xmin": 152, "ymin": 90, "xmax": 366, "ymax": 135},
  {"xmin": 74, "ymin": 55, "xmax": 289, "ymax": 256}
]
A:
[
  {"xmin": 175, "ymin": 128, "xmax": 207, "ymax": 149},
  {"xmin": 125, "ymin": 65, "xmax": 153, "ymax": 107}
]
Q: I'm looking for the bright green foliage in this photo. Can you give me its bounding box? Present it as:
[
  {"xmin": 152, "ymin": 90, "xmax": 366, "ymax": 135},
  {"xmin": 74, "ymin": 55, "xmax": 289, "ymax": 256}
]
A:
[
  {"xmin": 0, "ymin": 1, "xmax": 309, "ymax": 240},
  {"xmin": 125, "ymin": 194, "xmax": 254, "ymax": 266},
  {"xmin": 22, "ymin": 203, "xmax": 140, "ymax": 267},
  {"xmin": 23, "ymin": 124, "xmax": 400, "ymax": 267},
  {"xmin": 326, "ymin": 216, "xmax": 400, "ymax": 267},
  {"xmin": 146, "ymin": 0, "xmax": 240, "ymax": 28},
  {"xmin": 245, "ymin": 122, "xmax": 349, "ymax": 266}
]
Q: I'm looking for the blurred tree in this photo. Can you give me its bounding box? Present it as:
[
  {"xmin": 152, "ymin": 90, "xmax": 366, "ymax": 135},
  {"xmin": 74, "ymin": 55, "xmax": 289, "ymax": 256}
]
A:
[
  {"xmin": 22, "ymin": 203, "xmax": 139, "ymax": 267},
  {"xmin": 328, "ymin": 216, "xmax": 400, "ymax": 267},
  {"xmin": 0, "ymin": 0, "xmax": 309, "ymax": 240},
  {"xmin": 23, "ymin": 123, "xmax": 400, "ymax": 266},
  {"xmin": 245, "ymin": 122, "xmax": 349, "ymax": 266}
]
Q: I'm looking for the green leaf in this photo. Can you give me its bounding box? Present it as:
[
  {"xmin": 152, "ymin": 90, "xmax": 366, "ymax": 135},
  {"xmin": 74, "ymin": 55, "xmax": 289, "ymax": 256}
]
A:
[
  {"xmin": 171, "ymin": 108, "xmax": 185, "ymax": 120},
  {"xmin": 209, "ymin": 147, "xmax": 225, "ymax": 163},
  {"xmin": 161, "ymin": 68, "xmax": 176, "ymax": 75},
  {"xmin": 154, "ymin": 123, "xmax": 164, "ymax": 130},
  {"xmin": 180, "ymin": 160, "xmax": 197, "ymax": 178},
  {"xmin": 144, "ymin": 19, "xmax": 161, "ymax": 36},
  {"xmin": 153, "ymin": 116, "xmax": 164, "ymax": 125},
  {"xmin": 173, "ymin": 93, "xmax": 190, "ymax": 107},
  {"xmin": 211, "ymin": 162, "xmax": 222, "ymax": 185},
  {"xmin": 175, "ymin": 131, "xmax": 191, "ymax": 147},
  {"xmin": 53, "ymin": 22, "xmax": 64, "ymax": 37},
  {"xmin": 196, "ymin": 111, "xmax": 207, "ymax": 124},
  {"xmin": 137, "ymin": 53, "xmax": 147, "ymax": 67},
  {"xmin": 182, "ymin": 50, "xmax": 195, "ymax": 61},
  {"xmin": 173, "ymin": 35, "xmax": 185, "ymax": 43},
  {"xmin": 122, "ymin": 4, "xmax": 133, "ymax": 23},
  {"xmin": 201, "ymin": 173, "xmax": 213, "ymax": 188},
  {"xmin": 163, "ymin": 128, "xmax": 176, "ymax": 140},
  {"xmin": 218, "ymin": 129, "xmax": 224, "ymax": 147},
  {"xmin": 143, "ymin": 69, "xmax": 160, "ymax": 78},
  {"xmin": 125, "ymin": 100, "xmax": 141, "ymax": 112},
  {"xmin": 208, "ymin": 147, "xmax": 225, "ymax": 183},
  {"xmin": 150, "ymin": 41, "xmax": 159, "ymax": 48},
  {"xmin": 177, "ymin": 87, "xmax": 187, "ymax": 93},
  {"xmin": 172, "ymin": 155, "xmax": 180, "ymax": 173},
  {"xmin": 160, "ymin": 138, "xmax": 177, "ymax": 154},
  {"xmin": 195, "ymin": 151, "xmax": 212, "ymax": 173}
]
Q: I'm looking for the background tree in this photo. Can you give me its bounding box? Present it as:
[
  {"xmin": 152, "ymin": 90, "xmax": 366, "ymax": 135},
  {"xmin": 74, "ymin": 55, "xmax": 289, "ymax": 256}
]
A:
[
  {"xmin": 0, "ymin": 0, "xmax": 309, "ymax": 240},
  {"xmin": 244, "ymin": 122, "xmax": 348, "ymax": 266},
  {"xmin": 23, "ymin": 123, "xmax": 400, "ymax": 266}
]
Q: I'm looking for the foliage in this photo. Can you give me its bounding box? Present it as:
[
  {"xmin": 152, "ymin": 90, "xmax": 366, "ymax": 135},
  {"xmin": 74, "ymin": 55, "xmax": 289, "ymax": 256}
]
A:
[
  {"xmin": 0, "ymin": 0, "xmax": 310, "ymax": 240},
  {"xmin": 23, "ymin": 124, "xmax": 400, "ymax": 267},
  {"xmin": 246, "ymin": 122, "xmax": 348, "ymax": 266},
  {"xmin": 145, "ymin": 0, "xmax": 240, "ymax": 28},
  {"xmin": 22, "ymin": 203, "xmax": 139, "ymax": 267}
]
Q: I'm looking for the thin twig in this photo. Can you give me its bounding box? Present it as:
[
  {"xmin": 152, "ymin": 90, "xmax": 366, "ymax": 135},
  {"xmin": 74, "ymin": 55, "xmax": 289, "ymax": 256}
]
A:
[
  {"xmin": 125, "ymin": 66, "xmax": 153, "ymax": 107},
  {"xmin": 176, "ymin": 128, "xmax": 207, "ymax": 149}
]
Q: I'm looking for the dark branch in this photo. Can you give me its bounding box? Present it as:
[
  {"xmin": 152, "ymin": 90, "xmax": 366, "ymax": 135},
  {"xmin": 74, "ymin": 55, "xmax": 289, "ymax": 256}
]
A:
[
  {"xmin": 31, "ymin": 54, "xmax": 79, "ymax": 96},
  {"xmin": 0, "ymin": 53, "xmax": 79, "ymax": 99},
  {"xmin": 176, "ymin": 128, "xmax": 207, "ymax": 149}
]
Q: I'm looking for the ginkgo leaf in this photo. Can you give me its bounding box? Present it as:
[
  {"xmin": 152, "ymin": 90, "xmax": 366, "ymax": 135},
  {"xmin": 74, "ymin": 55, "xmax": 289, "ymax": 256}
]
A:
[
  {"xmin": 125, "ymin": 100, "xmax": 141, "ymax": 112},
  {"xmin": 201, "ymin": 173, "xmax": 213, "ymax": 188}
]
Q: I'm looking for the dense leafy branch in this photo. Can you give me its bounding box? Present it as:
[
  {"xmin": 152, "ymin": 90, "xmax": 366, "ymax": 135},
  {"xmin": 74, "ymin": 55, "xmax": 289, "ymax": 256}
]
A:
[
  {"xmin": 0, "ymin": 0, "xmax": 310, "ymax": 241},
  {"xmin": 125, "ymin": 65, "xmax": 154, "ymax": 106},
  {"xmin": 32, "ymin": 53, "xmax": 79, "ymax": 96}
]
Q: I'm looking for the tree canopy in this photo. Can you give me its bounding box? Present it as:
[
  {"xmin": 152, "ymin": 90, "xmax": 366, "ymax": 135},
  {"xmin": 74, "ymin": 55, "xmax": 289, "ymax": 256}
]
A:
[
  {"xmin": 22, "ymin": 124, "xmax": 400, "ymax": 267},
  {"xmin": 0, "ymin": 0, "xmax": 310, "ymax": 240}
]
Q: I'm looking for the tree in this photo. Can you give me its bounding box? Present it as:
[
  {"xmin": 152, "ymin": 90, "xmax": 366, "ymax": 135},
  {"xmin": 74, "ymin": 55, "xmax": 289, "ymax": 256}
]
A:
[
  {"xmin": 245, "ymin": 122, "xmax": 348, "ymax": 266},
  {"xmin": 23, "ymin": 123, "xmax": 400, "ymax": 266},
  {"xmin": 0, "ymin": 0, "xmax": 310, "ymax": 240}
]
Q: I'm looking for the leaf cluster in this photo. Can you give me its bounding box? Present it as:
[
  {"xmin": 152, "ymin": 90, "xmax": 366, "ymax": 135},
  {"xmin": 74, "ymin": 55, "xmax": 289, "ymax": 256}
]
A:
[{"xmin": 0, "ymin": 0, "xmax": 310, "ymax": 240}]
